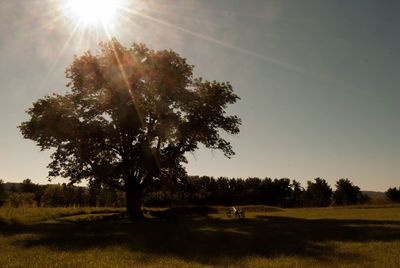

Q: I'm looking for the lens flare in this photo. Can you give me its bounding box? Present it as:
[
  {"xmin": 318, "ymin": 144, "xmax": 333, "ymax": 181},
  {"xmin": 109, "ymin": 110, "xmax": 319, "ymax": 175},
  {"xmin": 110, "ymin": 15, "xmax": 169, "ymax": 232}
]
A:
[{"xmin": 64, "ymin": 0, "xmax": 121, "ymax": 26}]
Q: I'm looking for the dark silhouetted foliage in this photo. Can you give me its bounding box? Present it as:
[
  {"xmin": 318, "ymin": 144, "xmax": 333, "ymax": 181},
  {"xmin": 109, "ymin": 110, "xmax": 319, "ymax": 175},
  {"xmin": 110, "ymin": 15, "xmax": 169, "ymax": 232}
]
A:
[
  {"xmin": 20, "ymin": 179, "xmax": 44, "ymax": 206},
  {"xmin": 333, "ymin": 178, "xmax": 366, "ymax": 205},
  {"xmin": 0, "ymin": 180, "xmax": 6, "ymax": 206},
  {"xmin": 1, "ymin": 176, "xmax": 378, "ymax": 208},
  {"xmin": 143, "ymin": 176, "xmax": 325, "ymax": 208},
  {"xmin": 9, "ymin": 184, "xmax": 18, "ymax": 193},
  {"xmin": 21, "ymin": 179, "xmax": 35, "ymax": 193},
  {"xmin": 305, "ymin": 178, "xmax": 332, "ymax": 207},
  {"xmin": 6, "ymin": 192, "xmax": 35, "ymax": 207},
  {"xmin": 386, "ymin": 187, "xmax": 400, "ymax": 202},
  {"xmin": 39, "ymin": 183, "xmax": 124, "ymax": 207},
  {"xmin": 19, "ymin": 39, "xmax": 241, "ymax": 218},
  {"xmin": 287, "ymin": 180, "xmax": 306, "ymax": 207}
]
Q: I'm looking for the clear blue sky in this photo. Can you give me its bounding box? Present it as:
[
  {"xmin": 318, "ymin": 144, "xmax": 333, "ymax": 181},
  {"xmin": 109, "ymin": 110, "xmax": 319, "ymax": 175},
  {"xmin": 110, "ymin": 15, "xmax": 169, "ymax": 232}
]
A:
[{"xmin": 0, "ymin": 0, "xmax": 399, "ymax": 191}]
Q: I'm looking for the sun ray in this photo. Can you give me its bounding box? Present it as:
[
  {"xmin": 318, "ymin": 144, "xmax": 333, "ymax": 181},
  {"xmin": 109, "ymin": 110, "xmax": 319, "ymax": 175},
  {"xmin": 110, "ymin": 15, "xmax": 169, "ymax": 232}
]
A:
[
  {"xmin": 129, "ymin": 4, "xmax": 219, "ymax": 29},
  {"xmin": 120, "ymin": 6, "xmax": 340, "ymax": 85},
  {"xmin": 35, "ymin": 20, "xmax": 82, "ymax": 93},
  {"xmin": 46, "ymin": 0, "xmax": 353, "ymax": 93},
  {"xmin": 117, "ymin": 13, "xmax": 170, "ymax": 44},
  {"xmin": 101, "ymin": 20, "xmax": 161, "ymax": 172},
  {"xmin": 101, "ymin": 22, "xmax": 145, "ymax": 126},
  {"xmin": 63, "ymin": 0, "xmax": 122, "ymax": 26},
  {"xmin": 120, "ymin": 7, "xmax": 279, "ymax": 61}
]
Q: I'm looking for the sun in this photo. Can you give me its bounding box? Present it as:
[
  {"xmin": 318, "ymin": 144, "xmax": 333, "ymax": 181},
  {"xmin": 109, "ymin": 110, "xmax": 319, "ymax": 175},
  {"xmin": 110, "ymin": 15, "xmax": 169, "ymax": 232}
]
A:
[{"xmin": 63, "ymin": 0, "xmax": 122, "ymax": 26}]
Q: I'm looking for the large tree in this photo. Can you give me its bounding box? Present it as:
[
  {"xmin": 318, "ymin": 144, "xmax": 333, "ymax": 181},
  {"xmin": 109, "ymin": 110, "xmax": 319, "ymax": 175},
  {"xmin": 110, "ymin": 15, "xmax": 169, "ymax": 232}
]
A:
[{"xmin": 19, "ymin": 39, "xmax": 241, "ymax": 218}]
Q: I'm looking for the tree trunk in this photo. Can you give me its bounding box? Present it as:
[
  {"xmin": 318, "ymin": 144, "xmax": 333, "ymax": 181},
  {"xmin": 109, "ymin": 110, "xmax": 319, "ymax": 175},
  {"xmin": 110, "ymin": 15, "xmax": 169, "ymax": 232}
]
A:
[{"xmin": 125, "ymin": 186, "xmax": 144, "ymax": 219}]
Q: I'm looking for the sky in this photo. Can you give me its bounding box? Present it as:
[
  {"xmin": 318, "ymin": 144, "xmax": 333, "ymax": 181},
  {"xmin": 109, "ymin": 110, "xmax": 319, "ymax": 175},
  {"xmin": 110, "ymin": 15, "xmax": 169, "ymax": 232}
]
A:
[{"xmin": 0, "ymin": 0, "xmax": 399, "ymax": 191}]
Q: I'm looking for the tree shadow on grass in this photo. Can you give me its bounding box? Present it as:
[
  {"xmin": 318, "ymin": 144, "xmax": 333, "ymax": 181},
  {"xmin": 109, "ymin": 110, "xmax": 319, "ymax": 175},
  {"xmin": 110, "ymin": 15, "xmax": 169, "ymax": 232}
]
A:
[{"xmin": 1, "ymin": 215, "xmax": 400, "ymax": 265}]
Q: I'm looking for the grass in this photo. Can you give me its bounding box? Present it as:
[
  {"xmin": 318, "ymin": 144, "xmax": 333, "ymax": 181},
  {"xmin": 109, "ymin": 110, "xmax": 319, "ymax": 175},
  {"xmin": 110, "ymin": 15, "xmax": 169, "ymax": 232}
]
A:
[
  {"xmin": 0, "ymin": 206, "xmax": 124, "ymax": 225},
  {"xmin": 1, "ymin": 205, "xmax": 400, "ymax": 267}
]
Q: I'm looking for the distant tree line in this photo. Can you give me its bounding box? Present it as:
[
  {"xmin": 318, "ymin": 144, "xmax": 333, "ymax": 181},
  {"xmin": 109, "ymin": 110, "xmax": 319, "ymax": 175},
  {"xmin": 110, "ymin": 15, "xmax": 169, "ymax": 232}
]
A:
[
  {"xmin": 143, "ymin": 176, "xmax": 370, "ymax": 207},
  {"xmin": 0, "ymin": 179, "xmax": 124, "ymax": 208},
  {"xmin": 2, "ymin": 177, "xmax": 400, "ymax": 208}
]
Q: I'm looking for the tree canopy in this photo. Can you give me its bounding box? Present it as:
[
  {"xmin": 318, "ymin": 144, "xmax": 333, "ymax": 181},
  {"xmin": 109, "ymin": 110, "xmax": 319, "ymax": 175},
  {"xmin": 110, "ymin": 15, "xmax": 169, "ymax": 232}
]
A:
[
  {"xmin": 305, "ymin": 178, "xmax": 332, "ymax": 207},
  {"xmin": 333, "ymin": 178, "xmax": 362, "ymax": 205},
  {"xmin": 386, "ymin": 187, "xmax": 400, "ymax": 203},
  {"xmin": 19, "ymin": 39, "xmax": 241, "ymax": 218}
]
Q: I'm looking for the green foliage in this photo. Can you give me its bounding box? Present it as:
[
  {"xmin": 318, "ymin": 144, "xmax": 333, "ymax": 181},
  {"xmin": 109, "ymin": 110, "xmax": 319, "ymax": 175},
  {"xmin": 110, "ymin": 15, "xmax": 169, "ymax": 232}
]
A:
[{"xmin": 19, "ymin": 39, "xmax": 241, "ymax": 217}]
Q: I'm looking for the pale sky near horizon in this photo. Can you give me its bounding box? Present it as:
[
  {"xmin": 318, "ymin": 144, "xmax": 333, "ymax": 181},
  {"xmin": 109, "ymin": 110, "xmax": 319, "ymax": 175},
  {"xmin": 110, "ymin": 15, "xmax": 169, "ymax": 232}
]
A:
[{"xmin": 0, "ymin": 0, "xmax": 399, "ymax": 191}]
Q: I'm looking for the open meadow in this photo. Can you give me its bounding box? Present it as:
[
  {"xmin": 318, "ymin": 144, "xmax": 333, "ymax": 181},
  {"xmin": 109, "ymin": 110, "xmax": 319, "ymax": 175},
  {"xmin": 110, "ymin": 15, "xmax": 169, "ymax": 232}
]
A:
[
  {"xmin": 1, "ymin": 1, "xmax": 399, "ymax": 267},
  {"xmin": 1, "ymin": 205, "xmax": 400, "ymax": 267}
]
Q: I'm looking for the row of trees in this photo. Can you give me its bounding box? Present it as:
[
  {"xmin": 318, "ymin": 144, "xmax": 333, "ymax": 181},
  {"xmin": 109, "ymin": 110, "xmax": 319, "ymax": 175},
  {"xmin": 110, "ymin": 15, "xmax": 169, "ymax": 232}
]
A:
[
  {"xmin": 0, "ymin": 177, "xmax": 369, "ymax": 208},
  {"xmin": 2, "ymin": 178, "xmax": 400, "ymax": 208},
  {"xmin": 0, "ymin": 179, "xmax": 124, "ymax": 207},
  {"xmin": 144, "ymin": 177, "xmax": 370, "ymax": 207}
]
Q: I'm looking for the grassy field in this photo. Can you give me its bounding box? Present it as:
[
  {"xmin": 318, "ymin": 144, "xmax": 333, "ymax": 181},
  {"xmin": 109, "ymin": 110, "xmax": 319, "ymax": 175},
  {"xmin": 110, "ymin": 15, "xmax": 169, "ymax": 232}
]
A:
[{"xmin": 1, "ymin": 205, "xmax": 400, "ymax": 267}]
